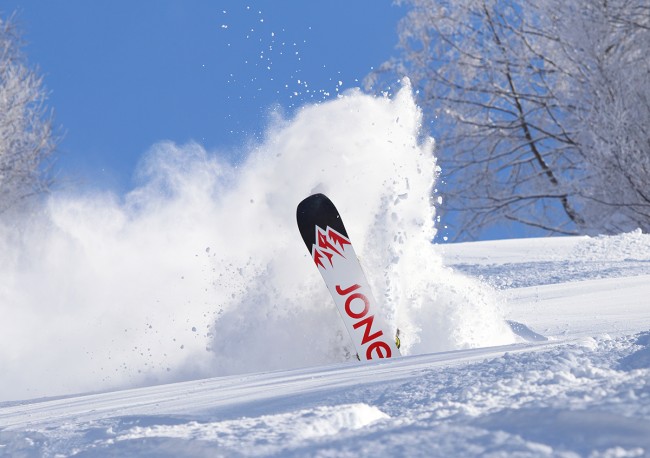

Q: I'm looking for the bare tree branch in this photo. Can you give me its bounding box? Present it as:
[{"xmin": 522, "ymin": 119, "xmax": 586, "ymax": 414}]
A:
[{"xmin": 376, "ymin": 0, "xmax": 649, "ymax": 239}]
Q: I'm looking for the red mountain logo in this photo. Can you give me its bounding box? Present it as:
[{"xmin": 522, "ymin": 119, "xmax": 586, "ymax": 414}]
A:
[{"xmin": 311, "ymin": 226, "xmax": 351, "ymax": 269}]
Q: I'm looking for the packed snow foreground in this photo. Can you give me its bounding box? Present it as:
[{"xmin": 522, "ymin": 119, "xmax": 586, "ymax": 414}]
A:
[{"xmin": 1, "ymin": 84, "xmax": 650, "ymax": 456}]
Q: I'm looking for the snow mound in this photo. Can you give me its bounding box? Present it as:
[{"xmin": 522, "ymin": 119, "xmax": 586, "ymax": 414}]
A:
[
  {"xmin": 117, "ymin": 403, "xmax": 388, "ymax": 445},
  {"xmin": 573, "ymin": 229, "xmax": 650, "ymax": 262},
  {"xmin": 618, "ymin": 332, "xmax": 650, "ymax": 371}
]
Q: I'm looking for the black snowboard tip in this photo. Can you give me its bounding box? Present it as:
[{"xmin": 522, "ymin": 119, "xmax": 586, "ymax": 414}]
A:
[{"xmin": 296, "ymin": 193, "xmax": 349, "ymax": 252}]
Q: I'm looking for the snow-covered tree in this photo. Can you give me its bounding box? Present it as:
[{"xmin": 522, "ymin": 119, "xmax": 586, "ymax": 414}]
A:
[
  {"xmin": 0, "ymin": 15, "xmax": 56, "ymax": 214},
  {"xmin": 381, "ymin": 0, "xmax": 649, "ymax": 239},
  {"xmin": 545, "ymin": 0, "xmax": 650, "ymax": 233}
]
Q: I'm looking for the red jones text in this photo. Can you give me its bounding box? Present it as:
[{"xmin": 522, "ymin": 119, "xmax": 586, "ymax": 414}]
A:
[{"xmin": 335, "ymin": 283, "xmax": 392, "ymax": 359}]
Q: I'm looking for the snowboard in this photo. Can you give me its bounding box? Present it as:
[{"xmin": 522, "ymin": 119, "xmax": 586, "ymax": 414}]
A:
[{"xmin": 296, "ymin": 193, "xmax": 401, "ymax": 361}]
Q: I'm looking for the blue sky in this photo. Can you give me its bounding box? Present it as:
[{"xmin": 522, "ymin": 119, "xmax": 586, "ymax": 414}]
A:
[{"xmin": 3, "ymin": 1, "xmax": 407, "ymax": 191}]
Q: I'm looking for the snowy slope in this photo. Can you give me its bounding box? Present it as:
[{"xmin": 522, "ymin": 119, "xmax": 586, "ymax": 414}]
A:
[{"xmin": 2, "ymin": 232, "xmax": 650, "ymax": 457}]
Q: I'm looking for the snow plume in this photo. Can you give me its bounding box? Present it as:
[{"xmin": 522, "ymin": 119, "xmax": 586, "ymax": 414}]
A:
[{"xmin": 0, "ymin": 81, "xmax": 514, "ymax": 401}]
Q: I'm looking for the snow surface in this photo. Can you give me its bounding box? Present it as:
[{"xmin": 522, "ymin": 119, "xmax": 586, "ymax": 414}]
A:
[
  {"xmin": 1, "ymin": 233, "xmax": 650, "ymax": 457},
  {"xmin": 1, "ymin": 84, "xmax": 650, "ymax": 456}
]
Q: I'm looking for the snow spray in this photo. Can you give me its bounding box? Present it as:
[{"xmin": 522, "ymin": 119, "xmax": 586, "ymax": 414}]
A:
[{"xmin": 0, "ymin": 81, "xmax": 514, "ymax": 401}]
